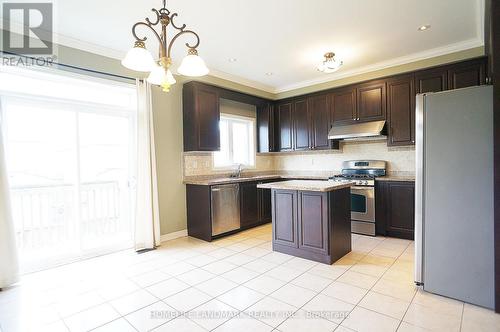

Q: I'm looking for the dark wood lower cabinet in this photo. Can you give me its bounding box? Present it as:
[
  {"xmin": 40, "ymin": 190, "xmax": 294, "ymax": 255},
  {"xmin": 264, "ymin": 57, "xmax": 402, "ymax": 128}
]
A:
[
  {"xmin": 240, "ymin": 181, "xmax": 260, "ymax": 228},
  {"xmin": 375, "ymin": 180, "xmax": 415, "ymax": 240},
  {"xmin": 272, "ymin": 188, "xmax": 351, "ymax": 264}
]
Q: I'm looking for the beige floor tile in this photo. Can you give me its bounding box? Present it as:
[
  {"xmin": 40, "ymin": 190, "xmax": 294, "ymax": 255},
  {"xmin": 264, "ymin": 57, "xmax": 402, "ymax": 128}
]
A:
[
  {"xmin": 195, "ymin": 276, "xmax": 239, "ymax": 297},
  {"xmin": 242, "ymin": 247, "xmax": 272, "ymax": 258},
  {"xmin": 396, "ymin": 321, "xmax": 430, "ymax": 332},
  {"xmin": 302, "ymin": 293, "xmax": 354, "ymax": 324},
  {"xmin": 189, "ymin": 299, "xmax": 239, "ymax": 330},
  {"xmin": 145, "ymin": 278, "xmax": 190, "ymax": 299},
  {"xmin": 220, "ymin": 266, "xmax": 260, "ymax": 284},
  {"xmin": 206, "ymin": 248, "xmax": 238, "ymax": 259},
  {"xmin": 360, "ymin": 254, "xmax": 396, "ymax": 267},
  {"xmin": 276, "ymin": 310, "xmax": 338, "ymax": 332},
  {"xmin": 308, "ymin": 264, "xmax": 347, "ymax": 280},
  {"xmin": 222, "ymin": 253, "xmax": 257, "ymax": 266},
  {"xmin": 411, "ymin": 291, "xmax": 463, "ymax": 317},
  {"xmin": 244, "ymin": 275, "xmax": 286, "ymax": 295},
  {"xmin": 403, "ymin": 302, "xmax": 461, "ymax": 331},
  {"xmin": 217, "ymin": 286, "xmax": 265, "ymax": 310},
  {"xmin": 358, "ymin": 291, "xmax": 410, "ymax": 320},
  {"xmin": 245, "ymin": 297, "xmax": 297, "ymax": 327},
  {"xmin": 281, "ymin": 257, "xmax": 318, "ymax": 272},
  {"xmin": 381, "ymin": 267, "xmax": 414, "ymax": 284},
  {"xmin": 64, "ymin": 303, "xmax": 120, "ymax": 332},
  {"xmin": 176, "ymin": 268, "xmax": 216, "ymax": 286},
  {"xmin": 186, "ymin": 254, "xmax": 219, "ymax": 267},
  {"xmin": 341, "ymin": 307, "xmax": 400, "ymax": 332},
  {"xmin": 261, "ymin": 252, "xmax": 295, "ymax": 264},
  {"xmin": 55, "ymin": 290, "xmax": 106, "ymax": 318},
  {"xmin": 372, "ymin": 278, "xmax": 417, "ymax": 302},
  {"xmin": 110, "ymin": 289, "xmax": 159, "ymax": 316},
  {"xmin": 93, "ymin": 318, "xmax": 137, "ymax": 332},
  {"xmin": 130, "ymin": 270, "xmax": 170, "ymax": 287},
  {"xmin": 151, "ymin": 316, "xmax": 207, "ymax": 332},
  {"xmin": 125, "ymin": 301, "xmax": 179, "ymax": 332},
  {"xmin": 350, "ymin": 263, "xmax": 388, "ymax": 278},
  {"xmin": 213, "ymin": 312, "xmax": 273, "ymax": 332},
  {"xmin": 263, "ymin": 265, "xmax": 303, "ymax": 282},
  {"xmin": 270, "ymin": 283, "xmax": 317, "ymax": 307},
  {"xmin": 291, "ymin": 272, "xmax": 332, "ymax": 292},
  {"xmin": 337, "ymin": 271, "xmax": 379, "ymax": 290},
  {"xmin": 461, "ymin": 303, "xmax": 500, "ymax": 332},
  {"xmin": 160, "ymin": 261, "xmax": 197, "ymax": 276},
  {"xmin": 321, "ymin": 281, "xmax": 368, "ymax": 305},
  {"xmin": 163, "ymin": 288, "xmax": 212, "ymax": 312},
  {"xmin": 201, "ymin": 260, "xmax": 239, "ymax": 275},
  {"xmin": 243, "ymin": 258, "xmax": 278, "ymax": 273}
]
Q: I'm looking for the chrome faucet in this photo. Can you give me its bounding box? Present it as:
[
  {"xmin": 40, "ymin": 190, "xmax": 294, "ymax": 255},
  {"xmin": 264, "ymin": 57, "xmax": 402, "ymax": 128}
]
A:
[{"xmin": 230, "ymin": 164, "xmax": 243, "ymax": 178}]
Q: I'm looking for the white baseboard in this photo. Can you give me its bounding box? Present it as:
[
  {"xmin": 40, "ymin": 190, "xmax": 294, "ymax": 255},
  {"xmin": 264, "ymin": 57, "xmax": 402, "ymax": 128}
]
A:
[{"xmin": 160, "ymin": 229, "xmax": 188, "ymax": 243}]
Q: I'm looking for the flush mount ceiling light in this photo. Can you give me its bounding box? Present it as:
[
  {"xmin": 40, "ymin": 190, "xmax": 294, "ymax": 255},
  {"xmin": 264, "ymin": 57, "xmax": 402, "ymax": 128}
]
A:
[
  {"xmin": 418, "ymin": 24, "xmax": 431, "ymax": 31},
  {"xmin": 317, "ymin": 52, "xmax": 343, "ymax": 73},
  {"xmin": 265, "ymin": 72, "xmax": 273, "ymax": 76},
  {"xmin": 228, "ymin": 58, "xmax": 237, "ymax": 62},
  {"xmin": 122, "ymin": 0, "xmax": 209, "ymax": 92}
]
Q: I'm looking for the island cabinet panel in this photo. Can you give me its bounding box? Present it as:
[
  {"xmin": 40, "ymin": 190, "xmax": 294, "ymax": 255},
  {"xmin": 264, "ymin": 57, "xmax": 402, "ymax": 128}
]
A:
[
  {"xmin": 447, "ymin": 59, "xmax": 486, "ymax": 89},
  {"xmin": 356, "ymin": 80, "xmax": 386, "ymax": 122},
  {"xmin": 297, "ymin": 192, "xmax": 329, "ymax": 255},
  {"xmin": 293, "ymin": 99, "xmax": 311, "ymax": 150},
  {"xmin": 387, "ymin": 74, "xmax": 415, "ymax": 146},
  {"xmin": 271, "ymin": 188, "xmax": 351, "ymax": 264},
  {"xmin": 183, "ymin": 82, "xmax": 220, "ymax": 152},
  {"xmin": 272, "ymin": 190, "xmax": 298, "ymax": 247},
  {"xmin": 330, "ymin": 87, "xmax": 357, "ymax": 124},
  {"xmin": 277, "ymin": 102, "xmax": 294, "ymax": 151},
  {"xmin": 240, "ymin": 181, "xmax": 260, "ymax": 228},
  {"xmin": 309, "ymin": 94, "xmax": 331, "ymax": 150},
  {"xmin": 375, "ymin": 181, "xmax": 415, "ymax": 240}
]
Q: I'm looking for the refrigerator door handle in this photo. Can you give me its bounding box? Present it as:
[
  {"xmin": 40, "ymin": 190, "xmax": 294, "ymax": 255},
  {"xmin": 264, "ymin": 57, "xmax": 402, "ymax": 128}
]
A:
[{"xmin": 414, "ymin": 93, "xmax": 425, "ymax": 285}]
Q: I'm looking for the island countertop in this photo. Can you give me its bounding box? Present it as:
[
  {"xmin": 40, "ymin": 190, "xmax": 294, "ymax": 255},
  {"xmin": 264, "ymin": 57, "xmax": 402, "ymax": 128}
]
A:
[{"xmin": 257, "ymin": 180, "xmax": 353, "ymax": 192}]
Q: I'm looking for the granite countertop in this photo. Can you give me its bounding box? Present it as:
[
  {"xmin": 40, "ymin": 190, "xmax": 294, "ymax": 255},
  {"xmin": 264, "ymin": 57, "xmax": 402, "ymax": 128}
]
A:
[
  {"xmin": 257, "ymin": 180, "xmax": 353, "ymax": 192},
  {"xmin": 376, "ymin": 175, "xmax": 415, "ymax": 182},
  {"xmin": 183, "ymin": 174, "xmax": 333, "ymax": 185}
]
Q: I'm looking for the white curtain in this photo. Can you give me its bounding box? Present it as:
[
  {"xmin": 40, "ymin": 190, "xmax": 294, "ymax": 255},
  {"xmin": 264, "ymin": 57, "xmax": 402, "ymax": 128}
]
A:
[
  {"xmin": 0, "ymin": 126, "xmax": 19, "ymax": 288},
  {"xmin": 134, "ymin": 80, "xmax": 161, "ymax": 251}
]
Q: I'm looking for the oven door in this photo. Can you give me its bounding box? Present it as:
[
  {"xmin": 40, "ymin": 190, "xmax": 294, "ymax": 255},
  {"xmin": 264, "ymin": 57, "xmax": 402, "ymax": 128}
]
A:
[{"xmin": 350, "ymin": 186, "xmax": 375, "ymax": 222}]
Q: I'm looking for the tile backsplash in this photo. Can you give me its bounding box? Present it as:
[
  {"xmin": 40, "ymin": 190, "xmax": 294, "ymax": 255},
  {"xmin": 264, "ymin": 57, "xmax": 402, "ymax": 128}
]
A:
[{"xmin": 183, "ymin": 140, "xmax": 415, "ymax": 177}]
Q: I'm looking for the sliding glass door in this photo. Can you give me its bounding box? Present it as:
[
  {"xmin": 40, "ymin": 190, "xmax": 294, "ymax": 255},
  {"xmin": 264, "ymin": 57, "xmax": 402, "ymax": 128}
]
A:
[{"xmin": 0, "ymin": 68, "xmax": 137, "ymax": 272}]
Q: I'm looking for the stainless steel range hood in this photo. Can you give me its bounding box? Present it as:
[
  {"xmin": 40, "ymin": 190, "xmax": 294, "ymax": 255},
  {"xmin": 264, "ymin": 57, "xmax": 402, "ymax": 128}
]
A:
[{"xmin": 328, "ymin": 120, "xmax": 386, "ymax": 140}]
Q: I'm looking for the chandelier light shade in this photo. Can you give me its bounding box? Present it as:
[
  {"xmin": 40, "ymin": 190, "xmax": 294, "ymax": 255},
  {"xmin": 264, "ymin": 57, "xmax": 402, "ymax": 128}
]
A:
[
  {"xmin": 121, "ymin": 41, "xmax": 156, "ymax": 72},
  {"xmin": 178, "ymin": 48, "xmax": 209, "ymax": 77},
  {"xmin": 317, "ymin": 52, "xmax": 343, "ymax": 73},
  {"xmin": 122, "ymin": 0, "xmax": 208, "ymax": 92}
]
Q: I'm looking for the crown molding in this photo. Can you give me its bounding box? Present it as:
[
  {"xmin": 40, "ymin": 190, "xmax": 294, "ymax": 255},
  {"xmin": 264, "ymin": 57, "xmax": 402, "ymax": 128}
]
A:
[{"xmin": 273, "ymin": 38, "xmax": 484, "ymax": 94}]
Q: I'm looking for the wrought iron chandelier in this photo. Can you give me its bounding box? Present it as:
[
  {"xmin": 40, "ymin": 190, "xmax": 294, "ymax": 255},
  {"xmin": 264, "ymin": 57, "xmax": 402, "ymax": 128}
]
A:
[{"xmin": 122, "ymin": 0, "xmax": 209, "ymax": 92}]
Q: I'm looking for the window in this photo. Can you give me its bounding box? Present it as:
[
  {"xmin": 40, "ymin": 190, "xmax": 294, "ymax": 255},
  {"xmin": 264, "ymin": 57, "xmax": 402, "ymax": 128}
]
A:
[
  {"xmin": 0, "ymin": 66, "xmax": 137, "ymax": 272},
  {"xmin": 213, "ymin": 114, "xmax": 256, "ymax": 168}
]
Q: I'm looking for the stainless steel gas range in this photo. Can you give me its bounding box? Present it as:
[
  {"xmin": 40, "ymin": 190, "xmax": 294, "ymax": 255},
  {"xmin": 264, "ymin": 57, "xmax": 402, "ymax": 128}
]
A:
[{"xmin": 329, "ymin": 160, "xmax": 386, "ymax": 236}]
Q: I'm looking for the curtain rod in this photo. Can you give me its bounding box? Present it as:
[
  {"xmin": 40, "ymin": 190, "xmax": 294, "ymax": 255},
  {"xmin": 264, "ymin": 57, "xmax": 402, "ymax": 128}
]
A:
[{"xmin": 1, "ymin": 51, "xmax": 136, "ymax": 82}]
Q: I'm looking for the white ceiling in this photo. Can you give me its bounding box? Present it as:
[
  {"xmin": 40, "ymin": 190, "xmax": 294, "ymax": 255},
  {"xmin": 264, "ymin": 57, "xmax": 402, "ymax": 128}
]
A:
[{"xmin": 15, "ymin": 0, "xmax": 486, "ymax": 93}]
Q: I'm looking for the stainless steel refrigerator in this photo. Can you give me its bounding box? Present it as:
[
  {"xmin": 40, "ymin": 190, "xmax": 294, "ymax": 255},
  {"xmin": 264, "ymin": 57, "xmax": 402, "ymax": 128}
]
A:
[{"xmin": 415, "ymin": 85, "xmax": 494, "ymax": 309}]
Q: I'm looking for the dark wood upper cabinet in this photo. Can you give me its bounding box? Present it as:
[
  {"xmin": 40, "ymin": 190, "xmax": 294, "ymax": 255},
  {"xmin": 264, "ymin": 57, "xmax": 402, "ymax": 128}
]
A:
[
  {"xmin": 277, "ymin": 102, "xmax": 294, "ymax": 151},
  {"xmin": 376, "ymin": 180, "xmax": 415, "ymax": 240},
  {"xmin": 309, "ymin": 94, "xmax": 331, "ymax": 150},
  {"xmin": 447, "ymin": 59, "xmax": 486, "ymax": 89},
  {"xmin": 356, "ymin": 80, "xmax": 386, "ymax": 122},
  {"xmin": 415, "ymin": 67, "xmax": 448, "ymax": 93},
  {"xmin": 240, "ymin": 181, "xmax": 259, "ymax": 228},
  {"xmin": 183, "ymin": 82, "xmax": 220, "ymax": 151},
  {"xmin": 387, "ymin": 74, "xmax": 415, "ymax": 146},
  {"xmin": 330, "ymin": 87, "xmax": 357, "ymax": 124},
  {"xmin": 293, "ymin": 99, "xmax": 310, "ymax": 150},
  {"xmin": 257, "ymin": 103, "xmax": 274, "ymax": 153}
]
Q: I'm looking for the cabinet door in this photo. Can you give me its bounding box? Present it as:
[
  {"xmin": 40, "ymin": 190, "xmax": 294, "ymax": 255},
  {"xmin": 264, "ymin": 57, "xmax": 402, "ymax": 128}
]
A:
[
  {"xmin": 258, "ymin": 184, "xmax": 273, "ymax": 223},
  {"xmin": 386, "ymin": 181, "xmax": 415, "ymax": 240},
  {"xmin": 330, "ymin": 87, "xmax": 357, "ymax": 124},
  {"xmin": 240, "ymin": 182, "xmax": 259, "ymax": 228},
  {"xmin": 196, "ymin": 86, "xmax": 220, "ymax": 151},
  {"xmin": 357, "ymin": 80, "xmax": 386, "ymax": 122},
  {"xmin": 447, "ymin": 60, "xmax": 486, "ymax": 89},
  {"xmin": 297, "ymin": 191, "xmax": 329, "ymax": 255},
  {"xmin": 272, "ymin": 190, "xmax": 298, "ymax": 248},
  {"xmin": 308, "ymin": 94, "xmax": 331, "ymax": 149},
  {"xmin": 387, "ymin": 74, "xmax": 415, "ymax": 146},
  {"xmin": 277, "ymin": 102, "xmax": 293, "ymax": 151},
  {"xmin": 257, "ymin": 103, "xmax": 274, "ymax": 153},
  {"xmin": 293, "ymin": 99, "xmax": 310, "ymax": 150},
  {"xmin": 415, "ymin": 68, "xmax": 448, "ymax": 93}
]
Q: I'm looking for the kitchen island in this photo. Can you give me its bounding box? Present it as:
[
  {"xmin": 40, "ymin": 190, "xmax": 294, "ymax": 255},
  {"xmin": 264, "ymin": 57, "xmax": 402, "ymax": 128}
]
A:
[{"xmin": 257, "ymin": 180, "xmax": 353, "ymax": 264}]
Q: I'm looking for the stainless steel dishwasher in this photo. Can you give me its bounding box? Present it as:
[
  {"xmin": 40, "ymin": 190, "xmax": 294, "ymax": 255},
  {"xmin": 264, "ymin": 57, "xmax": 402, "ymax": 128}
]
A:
[{"xmin": 211, "ymin": 184, "xmax": 240, "ymax": 236}]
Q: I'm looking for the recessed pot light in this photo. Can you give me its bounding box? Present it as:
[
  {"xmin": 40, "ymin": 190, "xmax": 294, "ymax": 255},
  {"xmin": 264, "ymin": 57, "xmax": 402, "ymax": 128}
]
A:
[
  {"xmin": 228, "ymin": 58, "xmax": 237, "ymax": 62},
  {"xmin": 418, "ymin": 25, "xmax": 431, "ymax": 31},
  {"xmin": 265, "ymin": 72, "xmax": 273, "ymax": 76}
]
